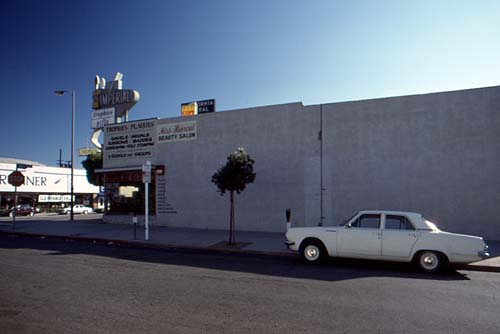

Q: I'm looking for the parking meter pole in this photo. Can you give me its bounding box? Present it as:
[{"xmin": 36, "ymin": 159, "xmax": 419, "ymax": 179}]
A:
[
  {"xmin": 285, "ymin": 208, "xmax": 291, "ymax": 231},
  {"xmin": 132, "ymin": 214, "xmax": 138, "ymax": 240}
]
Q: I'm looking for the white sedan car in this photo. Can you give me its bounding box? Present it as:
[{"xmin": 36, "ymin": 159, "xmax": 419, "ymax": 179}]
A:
[
  {"xmin": 57, "ymin": 204, "xmax": 94, "ymax": 215},
  {"xmin": 285, "ymin": 211, "xmax": 489, "ymax": 272}
]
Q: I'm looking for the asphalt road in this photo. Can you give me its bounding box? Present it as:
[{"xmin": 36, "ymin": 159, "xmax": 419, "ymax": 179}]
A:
[{"xmin": 0, "ymin": 235, "xmax": 499, "ymax": 334}]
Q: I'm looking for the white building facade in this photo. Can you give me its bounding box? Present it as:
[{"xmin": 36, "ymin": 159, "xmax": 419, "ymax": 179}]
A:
[
  {"xmin": 97, "ymin": 86, "xmax": 500, "ymax": 240},
  {"xmin": 0, "ymin": 159, "xmax": 100, "ymax": 210}
]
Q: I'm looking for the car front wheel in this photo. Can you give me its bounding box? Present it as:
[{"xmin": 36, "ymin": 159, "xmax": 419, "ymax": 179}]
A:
[
  {"xmin": 416, "ymin": 251, "xmax": 446, "ymax": 273},
  {"xmin": 301, "ymin": 240, "xmax": 326, "ymax": 263}
]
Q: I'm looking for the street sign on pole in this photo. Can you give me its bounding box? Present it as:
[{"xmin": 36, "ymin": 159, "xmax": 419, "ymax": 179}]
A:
[
  {"xmin": 142, "ymin": 161, "xmax": 151, "ymax": 241},
  {"xmin": 142, "ymin": 163, "xmax": 152, "ymax": 183}
]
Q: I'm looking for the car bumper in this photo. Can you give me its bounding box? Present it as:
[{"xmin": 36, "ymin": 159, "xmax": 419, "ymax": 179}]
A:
[
  {"xmin": 478, "ymin": 251, "xmax": 490, "ymax": 259},
  {"xmin": 285, "ymin": 240, "xmax": 298, "ymax": 251}
]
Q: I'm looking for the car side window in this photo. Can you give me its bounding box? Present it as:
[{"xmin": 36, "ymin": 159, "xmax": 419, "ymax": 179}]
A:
[
  {"xmin": 351, "ymin": 214, "xmax": 380, "ymax": 229},
  {"xmin": 385, "ymin": 215, "xmax": 415, "ymax": 230}
]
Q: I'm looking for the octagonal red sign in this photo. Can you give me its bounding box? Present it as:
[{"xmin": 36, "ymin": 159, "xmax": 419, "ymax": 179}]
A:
[{"xmin": 8, "ymin": 171, "xmax": 25, "ymax": 187}]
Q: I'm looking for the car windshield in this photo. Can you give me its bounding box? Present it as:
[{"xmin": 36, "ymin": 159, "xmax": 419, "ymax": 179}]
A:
[{"xmin": 340, "ymin": 212, "xmax": 359, "ymax": 226}]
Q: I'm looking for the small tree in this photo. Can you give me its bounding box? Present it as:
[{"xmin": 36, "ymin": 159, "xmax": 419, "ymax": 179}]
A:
[
  {"xmin": 81, "ymin": 152, "xmax": 103, "ymax": 186},
  {"xmin": 212, "ymin": 148, "xmax": 256, "ymax": 244}
]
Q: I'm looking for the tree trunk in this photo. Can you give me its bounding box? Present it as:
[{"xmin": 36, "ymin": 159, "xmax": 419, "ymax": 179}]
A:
[{"xmin": 229, "ymin": 190, "xmax": 235, "ymax": 245}]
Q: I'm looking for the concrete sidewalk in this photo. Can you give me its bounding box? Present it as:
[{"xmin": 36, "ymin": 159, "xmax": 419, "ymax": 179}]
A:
[{"xmin": 0, "ymin": 218, "xmax": 499, "ymax": 273}]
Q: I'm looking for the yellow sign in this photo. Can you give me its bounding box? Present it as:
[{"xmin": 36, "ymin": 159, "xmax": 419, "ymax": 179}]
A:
[{"xmin": 181, "ymin": 103, "xmax": 197, "ymax": 117}]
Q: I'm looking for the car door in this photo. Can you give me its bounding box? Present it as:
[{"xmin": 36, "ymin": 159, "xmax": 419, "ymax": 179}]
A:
[
  {"xmin": 381, "ymin": 214, "xmax": 420, "ymax": 259},
  {"xmin": 337, "ymin": 213, "xmax": 382, "ymax": 258},
  {"xmin": 74, "ymin": 205, "xmax": 82, "ymax": 214}
]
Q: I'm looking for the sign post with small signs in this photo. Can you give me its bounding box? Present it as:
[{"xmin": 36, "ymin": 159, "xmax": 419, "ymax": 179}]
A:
[{"xmin": 142, "ymin": 161, "xmax": 152, "ymax": 241}]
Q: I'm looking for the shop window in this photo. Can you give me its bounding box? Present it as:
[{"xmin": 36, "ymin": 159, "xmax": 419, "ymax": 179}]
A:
[{"xmin": 104, "ymin": 171, "xmax": 155, "ymax": 214}]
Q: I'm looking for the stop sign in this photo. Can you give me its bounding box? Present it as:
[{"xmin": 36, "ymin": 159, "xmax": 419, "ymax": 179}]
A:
[{"xmin": 8, "ymin": 171, "xmax": 25, "ymax": 187}]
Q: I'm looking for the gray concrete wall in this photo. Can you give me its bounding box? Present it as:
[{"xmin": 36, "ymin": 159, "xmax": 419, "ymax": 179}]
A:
[
  {"xmin": 152, "ymin": 86, "xmax": 500, "ymax": 239},
  {"xmin": 156, "ymin": 102, "xmax": 320, "ymax": 233},
  {"xmin": 323, "ymin": 86, "xmax": 500, "ymax": 239}
]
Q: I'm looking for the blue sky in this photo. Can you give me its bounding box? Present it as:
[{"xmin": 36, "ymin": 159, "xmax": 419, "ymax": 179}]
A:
[{"xmin": 1, "ymin": 0, "xmax": 499, "ymax": 167}]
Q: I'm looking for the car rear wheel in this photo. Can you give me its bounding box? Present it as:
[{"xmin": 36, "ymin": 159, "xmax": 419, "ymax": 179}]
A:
[
  {"xmin": 301, "ymin": 240, "xmax": 326, "ymax": 263},
  {"xmin": 416, "ymin": 251, "xmax": 446, "ymax": 273},
  {"xmin": 29, "ymin": 212, "xmax": 34, "ymax": 216},
  {"xmin": 83, "ymin": 210, "xmax": 88, "ymax": 214}
]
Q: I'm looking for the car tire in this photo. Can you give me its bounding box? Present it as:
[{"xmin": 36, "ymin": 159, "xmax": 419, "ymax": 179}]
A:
[
  {"xmin": 415, "ymin": 251, "xmax": 446, "ymax": 273},
  {"xmin": 66, "ymin": 211, "xmax": 71, "ymax": 215},
  {"xmin": 300, "ymin": 240, "xmax": 326, "ymax": 263},
  {"xmin": 29, "ymin": 212, "xmax": 34, "ymax": 216},
  {"xmin": 83, "ymin": 210, "xmax": 88, "ymax": 214},
  {"xmin": 9, "ymin": 212, "xmax": 13, "ymax": 217}
]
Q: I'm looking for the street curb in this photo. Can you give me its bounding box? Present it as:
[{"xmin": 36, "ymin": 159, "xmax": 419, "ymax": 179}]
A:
[
  {"xmin": 1, "ymin": 230, "xmax": 498, "ymax": 273},
  {"xmin": 453, "ymin": 264, "xmax": 500, "ymax": 273},
  {"xmin": 0, "ymin": 230, "xmax": 298, "ymax": 260}
]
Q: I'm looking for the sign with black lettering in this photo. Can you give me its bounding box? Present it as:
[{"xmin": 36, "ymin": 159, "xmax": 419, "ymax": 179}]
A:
[{"xmin": 103, "ymin": 119, "xmax": 158, "ymax": 168}]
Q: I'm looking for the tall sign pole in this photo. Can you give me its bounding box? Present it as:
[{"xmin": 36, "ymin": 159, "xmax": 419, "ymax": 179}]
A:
[
  {"xmin": 71, "ymin": 91, "xmax": 75, "ymax": 221},
  {"xmin": 143, "ymin": 161, "xmax": 151, "ymax": 241}
]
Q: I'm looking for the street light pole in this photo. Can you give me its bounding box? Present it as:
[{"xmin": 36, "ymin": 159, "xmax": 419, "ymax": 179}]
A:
[
  {"xmin": 55, "ymin": 90, "xmax": 75, "ymax": 221},
  {"xmin": 71, "ymin": 91, "xmax": 75, "ymax": 221}
]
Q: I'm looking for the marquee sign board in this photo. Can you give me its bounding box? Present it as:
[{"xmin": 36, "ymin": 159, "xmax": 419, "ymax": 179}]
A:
[
  {"xmin": 90, "ymin": 72, "xmax": 141, "ymax": 150},
  {"xmin": 92, "ymin": 90, "xmax": 140, "ymax": 116},
  {"xmin": 103, "ymin": 119, "xmax": 158, "ymax": 168}
]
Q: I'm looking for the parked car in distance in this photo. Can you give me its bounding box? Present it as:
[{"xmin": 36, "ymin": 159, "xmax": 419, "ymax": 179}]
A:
[
  {"xmin": 0, "ymin": 204, "xmax": 36, "ymax": 217},
  {"xmin": 285, "ymin": 210, "xmax": 489, "ymax": 272},
  {"xmin": 57, "ymin": 204, "xmax": 94, "ymax": 215}
]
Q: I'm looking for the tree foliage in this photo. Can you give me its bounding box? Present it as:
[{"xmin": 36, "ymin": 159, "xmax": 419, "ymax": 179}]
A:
[
  {"xmin": 212, "ymin": 148, "xmax": 256, "ymax": 244},
  {"xmin": 81, "ymin": 152, "xmax": 103, "ymax": 186},
  {"xmin": 212, "ymin": 148, "xmax": 256, "ymax": 195}
]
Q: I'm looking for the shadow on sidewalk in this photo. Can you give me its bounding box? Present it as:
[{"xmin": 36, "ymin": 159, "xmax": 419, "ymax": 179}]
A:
[{"xmin": 0, "ymin": 233, "xmax": 470, "ymax": 282}]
